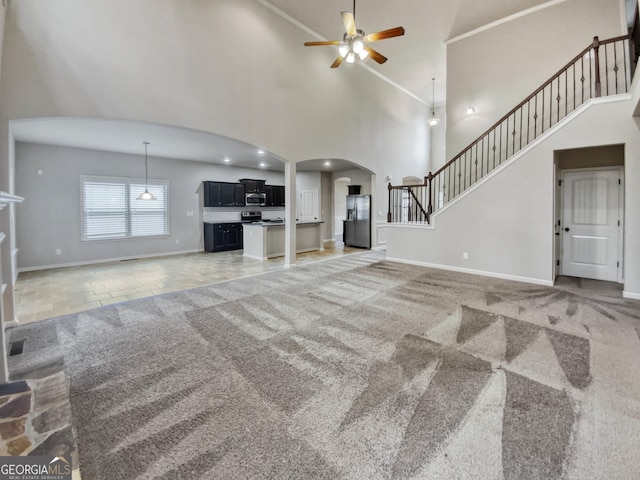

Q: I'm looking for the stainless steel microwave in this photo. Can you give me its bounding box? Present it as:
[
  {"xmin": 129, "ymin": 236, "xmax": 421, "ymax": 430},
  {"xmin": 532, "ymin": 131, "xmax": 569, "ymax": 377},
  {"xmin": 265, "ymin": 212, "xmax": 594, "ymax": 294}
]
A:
[{"xmin": 245, "ymin": 192, "xmax": 266, "ymax": 206}]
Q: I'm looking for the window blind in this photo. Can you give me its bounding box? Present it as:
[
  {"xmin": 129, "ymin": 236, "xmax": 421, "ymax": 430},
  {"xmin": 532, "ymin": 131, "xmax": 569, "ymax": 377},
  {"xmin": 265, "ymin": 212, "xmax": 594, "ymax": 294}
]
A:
[{"xmin": 82, "ymin": 177, "xmax": 168, "ymax": 240}]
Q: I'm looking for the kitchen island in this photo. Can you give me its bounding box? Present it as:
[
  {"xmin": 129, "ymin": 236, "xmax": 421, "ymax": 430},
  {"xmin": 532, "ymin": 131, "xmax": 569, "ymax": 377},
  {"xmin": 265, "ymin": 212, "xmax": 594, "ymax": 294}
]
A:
[{"xmin": 242, "ymin": 222, "xmax": 324, "ymax": 260}]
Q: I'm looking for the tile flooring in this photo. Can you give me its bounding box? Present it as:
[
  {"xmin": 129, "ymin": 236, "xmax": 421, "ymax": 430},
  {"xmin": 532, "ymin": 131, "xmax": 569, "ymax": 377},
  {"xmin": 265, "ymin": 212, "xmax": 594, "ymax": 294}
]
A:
[{"xmin": 14, "ymin": 242, "xmax": 363, "ymax": 324}]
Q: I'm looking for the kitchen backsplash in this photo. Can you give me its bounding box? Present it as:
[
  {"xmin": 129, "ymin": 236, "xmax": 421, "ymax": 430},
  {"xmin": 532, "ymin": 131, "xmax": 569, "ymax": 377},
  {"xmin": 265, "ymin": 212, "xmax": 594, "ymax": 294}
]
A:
[{"xmin": 203, "ymin": 207, "xmax": 285, "ymax": 223}]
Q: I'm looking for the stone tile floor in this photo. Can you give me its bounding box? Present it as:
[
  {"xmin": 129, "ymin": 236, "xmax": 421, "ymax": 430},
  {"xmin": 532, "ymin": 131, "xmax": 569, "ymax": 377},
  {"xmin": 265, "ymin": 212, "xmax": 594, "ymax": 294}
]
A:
[
  {"xmin": 0, "ymin": 371, "xmax": 79, "ymax": 478},
  {"xmin": 14, "ymin": 242, "xmax": 362, "ymax": 324}
]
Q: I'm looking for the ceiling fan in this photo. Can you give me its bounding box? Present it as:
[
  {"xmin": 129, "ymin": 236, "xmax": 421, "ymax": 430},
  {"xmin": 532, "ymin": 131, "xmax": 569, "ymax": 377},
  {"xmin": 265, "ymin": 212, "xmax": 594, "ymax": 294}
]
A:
[{"xmin": 303, "ymin": 0, "xmax": 405, "ymax": 68}]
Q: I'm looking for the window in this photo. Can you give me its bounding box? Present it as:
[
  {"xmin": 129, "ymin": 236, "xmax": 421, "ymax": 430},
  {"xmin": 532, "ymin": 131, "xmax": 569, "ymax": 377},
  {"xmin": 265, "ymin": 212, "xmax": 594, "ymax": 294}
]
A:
[{"xmin": 81, "ymin": 176, "xmax": 168, "ymax": 240}]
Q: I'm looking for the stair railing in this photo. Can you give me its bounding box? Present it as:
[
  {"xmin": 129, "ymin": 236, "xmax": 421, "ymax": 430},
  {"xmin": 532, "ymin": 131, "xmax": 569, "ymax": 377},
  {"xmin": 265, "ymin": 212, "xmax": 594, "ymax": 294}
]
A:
[{"xmin": 388, "ymin": 34, "xmax": 632, "ymax": 224}]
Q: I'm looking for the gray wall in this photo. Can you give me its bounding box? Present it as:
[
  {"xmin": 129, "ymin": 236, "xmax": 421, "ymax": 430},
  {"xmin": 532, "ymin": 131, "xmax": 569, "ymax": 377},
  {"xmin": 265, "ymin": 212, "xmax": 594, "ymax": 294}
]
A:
[
  {"xmin": 385, "ymin": 95, "xmax": 640, "ymax": 295},
  {"xmin": 446, "ymin": 0, "xmax": 624, "ymax": 158},
  {"xmin": 15, "ymin": 142, "xmax": 285, "ymax": 269}
]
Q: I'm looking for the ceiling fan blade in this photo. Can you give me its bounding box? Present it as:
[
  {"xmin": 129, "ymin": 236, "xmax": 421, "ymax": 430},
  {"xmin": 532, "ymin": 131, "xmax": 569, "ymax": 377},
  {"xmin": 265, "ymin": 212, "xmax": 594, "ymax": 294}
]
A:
[
  {"xmin": 341, "ymin": 11, "xmax": 357, "ymax": 36},
  {"xmin": 364, "ymin": 46, "xmax": 387, "ymax": 64},
  {"xmin": 304, "ymin": 40, "xmax": 341, "ymax": 47},
  {"xmin": 330, "ymin": 56, "xmax": 344, "ymax": 69},
  {"xmin": 364, "ymin": 26, "xmax": 405, "ymax": 43}
]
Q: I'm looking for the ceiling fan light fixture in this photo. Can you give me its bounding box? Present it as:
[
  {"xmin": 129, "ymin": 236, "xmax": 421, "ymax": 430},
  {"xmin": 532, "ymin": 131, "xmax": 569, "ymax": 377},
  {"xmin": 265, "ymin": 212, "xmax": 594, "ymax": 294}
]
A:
[
  {"xmin": 352, "ymin": 36, "xmax": 364, "ymax": 54},
  {"xmin": 303, "ymin": 0, "xmax": 405, "ymax": 68}
]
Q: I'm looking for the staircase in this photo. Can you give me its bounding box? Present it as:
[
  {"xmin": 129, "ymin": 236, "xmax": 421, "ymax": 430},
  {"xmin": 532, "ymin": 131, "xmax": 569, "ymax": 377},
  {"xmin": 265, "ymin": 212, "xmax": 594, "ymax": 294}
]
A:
[{"xmin": 387, "ymin": 35, "xmax": 633, "ymax": 224}]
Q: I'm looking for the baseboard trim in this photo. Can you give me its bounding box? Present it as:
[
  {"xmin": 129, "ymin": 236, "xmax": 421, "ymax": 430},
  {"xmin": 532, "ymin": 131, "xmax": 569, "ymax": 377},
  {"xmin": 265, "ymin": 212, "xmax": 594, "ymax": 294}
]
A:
[
  {"xmin": 385, "ymin": 256, "xmax": 554, "ymax": 287},
  {"xmin": 17, "ymin": 249, "xmax": 203, "ymax": 273},
  {"xmin": 622, "ymin": 290, "xmax": 640, "ymax": 300}
]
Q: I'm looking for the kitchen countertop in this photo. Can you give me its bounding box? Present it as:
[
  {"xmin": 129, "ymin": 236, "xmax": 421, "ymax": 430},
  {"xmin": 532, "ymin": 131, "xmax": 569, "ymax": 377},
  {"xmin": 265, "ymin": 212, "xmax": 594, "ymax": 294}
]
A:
[
  {"xmin": 203, "ymin": 221, "xmax": 254, "ymax": 224},
  {"xmin": 245, "ymin": 221, "xmax": 324, "ymax": 227},
  {"xmin": 243, "ymin": 220, "xmax": 324, "ymax": 259}
]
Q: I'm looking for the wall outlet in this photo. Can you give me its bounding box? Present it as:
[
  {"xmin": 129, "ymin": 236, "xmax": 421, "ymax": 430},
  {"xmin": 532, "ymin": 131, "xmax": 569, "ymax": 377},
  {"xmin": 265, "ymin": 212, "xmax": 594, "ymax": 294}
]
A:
[
  {"xmin": 463, "ymin": 252, "xmax": 468, "ymax": 260},
  {"xmin": 186, "ymin": 211, "xmax": 194, "ymax": 217},
  {"xmin": 55, "ymin": 249, "xmax": 62, "ymax": 256},
  {"xmin": 36, "ymin": 168, "xmax": 44, "ymax": 176},
  {"xmin": 175, "ymin": 239, "xmax": 180, "ymax": 245}
]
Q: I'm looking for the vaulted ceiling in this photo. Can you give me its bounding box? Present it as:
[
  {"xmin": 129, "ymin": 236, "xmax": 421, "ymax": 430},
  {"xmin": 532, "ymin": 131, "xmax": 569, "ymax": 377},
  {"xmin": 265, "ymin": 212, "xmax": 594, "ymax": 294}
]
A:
[
  {"xmin": 262, "ymin": 0, "xmax": 559, "ymax": 105},
  {"xmin": 10, "ymin": 0, "xmax": 579, "ymax": 170}
]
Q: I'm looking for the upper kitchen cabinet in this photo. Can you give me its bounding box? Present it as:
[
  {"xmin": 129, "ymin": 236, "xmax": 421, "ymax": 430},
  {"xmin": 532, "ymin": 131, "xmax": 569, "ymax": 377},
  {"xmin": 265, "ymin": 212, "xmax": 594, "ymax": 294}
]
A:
[
  {"xmin": 203, "ymin": 181, "xmax": 245, "ymax": 207},
  {"xmin": 238, "ymin": 179, "xmax": 266, "ymax": 193},
  {"xmin": 265, "ymin": 185, "xmax": 285, "ymax": 206}
]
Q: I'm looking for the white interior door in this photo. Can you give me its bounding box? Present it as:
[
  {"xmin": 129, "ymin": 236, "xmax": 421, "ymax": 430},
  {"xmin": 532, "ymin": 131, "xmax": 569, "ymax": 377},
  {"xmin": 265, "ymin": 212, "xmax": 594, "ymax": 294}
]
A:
[
  {"xmin": 298, "ymin": 187, "xmax": 319, "ymax": 223},
  {"xmin": 561, "ymin": 168, "xmax": 621, "ymax": 281}
]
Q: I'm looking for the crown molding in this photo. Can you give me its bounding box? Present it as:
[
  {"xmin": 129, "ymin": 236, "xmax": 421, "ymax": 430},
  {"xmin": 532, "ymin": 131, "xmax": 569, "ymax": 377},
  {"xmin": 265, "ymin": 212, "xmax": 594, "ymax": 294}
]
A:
[{"xmin": 445, "ymin": 0, "xmax": 571, "ymax": 46}]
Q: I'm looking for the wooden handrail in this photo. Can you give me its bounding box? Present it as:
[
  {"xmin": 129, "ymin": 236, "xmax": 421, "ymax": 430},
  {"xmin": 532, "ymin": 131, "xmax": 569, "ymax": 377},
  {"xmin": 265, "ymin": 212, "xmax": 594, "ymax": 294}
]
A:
[
  {"xmin": 432, "ymin": 34, "xmax": 631, "ymax": 179},
  {"xmin": 387, "ymin": 34, "xmax": 633, "ymax": 225}
]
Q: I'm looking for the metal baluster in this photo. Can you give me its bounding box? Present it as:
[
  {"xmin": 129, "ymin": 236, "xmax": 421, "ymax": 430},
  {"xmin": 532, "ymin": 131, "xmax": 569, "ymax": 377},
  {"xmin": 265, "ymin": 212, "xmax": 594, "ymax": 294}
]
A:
[
  {"xmin": 532, "ymin": 93, "xmax": 538, "ymax": 140},
  {"xmin": 511, "ymin": 113, "xmax": 516, "ymax": 156},
  {"xmin": 573, "ymin": 63, "xmax": 576, "ymax": 110},
  {"xmin": 540, "ymin": 88, "xmax": 544, "ymax": 133},
  {"xmin": 565, "ymin": 70, "xmax": 568, "ymax": 118},
  {"xmin": 604, "ymin": 41, "xmax": 609, "ymax": 96},
  {"xmin": 613, "ymin": 42, "xmax": 619, "ymax": 94}
]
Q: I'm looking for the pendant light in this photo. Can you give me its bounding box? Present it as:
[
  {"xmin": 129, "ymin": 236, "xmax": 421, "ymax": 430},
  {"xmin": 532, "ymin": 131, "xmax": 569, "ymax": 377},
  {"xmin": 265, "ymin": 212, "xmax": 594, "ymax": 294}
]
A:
[
  {"xmin": 428, "ymin": 77, "xmax": 440, "ymax": 127},
  {"xmin": 137, "ymin": 141, "xmax": 157, "ymax": 201}
]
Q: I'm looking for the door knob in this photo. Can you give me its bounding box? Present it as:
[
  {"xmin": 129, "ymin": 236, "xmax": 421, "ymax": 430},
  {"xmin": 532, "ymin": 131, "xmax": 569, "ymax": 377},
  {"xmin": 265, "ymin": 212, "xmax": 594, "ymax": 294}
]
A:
[{"xmin": 564, "ymin": 227, "xmax": 570, "ymax": 232}]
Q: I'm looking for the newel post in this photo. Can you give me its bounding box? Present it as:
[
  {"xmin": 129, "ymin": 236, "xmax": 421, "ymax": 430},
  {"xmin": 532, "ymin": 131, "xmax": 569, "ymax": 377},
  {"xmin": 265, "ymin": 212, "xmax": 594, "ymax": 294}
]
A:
[
  {"xmin": 426, "ymin": 172, "xmax": 433, "ymax": 219},
  {"xmin": 593, "ymin": 36, "xmax": 601, "ymax": 97},
  {"xmin": 387, "ymin": 182, "xmax": 392, "ymax": 223}
]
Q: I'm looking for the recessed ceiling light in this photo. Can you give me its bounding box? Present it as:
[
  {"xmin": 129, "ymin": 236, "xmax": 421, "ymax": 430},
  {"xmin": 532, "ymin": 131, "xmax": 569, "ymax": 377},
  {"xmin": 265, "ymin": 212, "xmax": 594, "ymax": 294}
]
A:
[
  {"xmin": 224, "ymin": 157, "xmax": 230, "ymax": 163},
  {"xmin": 324, "ymin": 161, "xmax": 332, "ymax": 167},
  {"xmin": 257, "ymin": 149, "xmax": 265, "ymax": 155},
  {"xmin": 259, "ymin": 162, "xmax": 266, "ymax": 167}
]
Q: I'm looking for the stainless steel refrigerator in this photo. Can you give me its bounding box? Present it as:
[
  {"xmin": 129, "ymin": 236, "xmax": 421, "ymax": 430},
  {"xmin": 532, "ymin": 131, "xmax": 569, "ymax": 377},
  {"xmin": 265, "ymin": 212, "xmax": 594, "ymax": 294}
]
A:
[{"xmin": 344, "ymin": 194, "xmax": 371, "ymax": 248}]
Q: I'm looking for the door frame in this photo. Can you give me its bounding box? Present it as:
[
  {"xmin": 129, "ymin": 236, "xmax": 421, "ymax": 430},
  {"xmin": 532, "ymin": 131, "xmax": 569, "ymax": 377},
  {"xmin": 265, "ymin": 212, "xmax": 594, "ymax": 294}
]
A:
[{"xmin": 558, "ymin": 166, "xmax": 624, "ymax": 283}]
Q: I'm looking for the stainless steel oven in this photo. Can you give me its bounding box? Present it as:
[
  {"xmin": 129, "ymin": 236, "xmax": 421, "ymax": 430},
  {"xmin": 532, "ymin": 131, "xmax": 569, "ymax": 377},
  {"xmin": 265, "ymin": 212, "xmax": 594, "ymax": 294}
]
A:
[{"xmin": 245, "ymin": 192, "xmax": 266, "ymax": 206}]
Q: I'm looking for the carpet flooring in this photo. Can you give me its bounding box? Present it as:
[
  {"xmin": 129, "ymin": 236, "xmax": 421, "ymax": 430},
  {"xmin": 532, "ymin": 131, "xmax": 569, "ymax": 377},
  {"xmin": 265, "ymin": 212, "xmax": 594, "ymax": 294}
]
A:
[{"xmin": 7, "ymin": 251, "xmax": 640, "ymax": 479}]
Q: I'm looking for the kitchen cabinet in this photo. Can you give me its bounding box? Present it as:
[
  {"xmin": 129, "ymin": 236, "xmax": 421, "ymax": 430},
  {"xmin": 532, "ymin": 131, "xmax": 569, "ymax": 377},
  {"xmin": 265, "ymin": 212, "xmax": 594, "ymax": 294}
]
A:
[
  {"xmin": 204, "ymin": 222, "xmax": 244, "ymax": 252},
  {"xmin": 265, "ymin": 185, "xmax": 285, "ymax": 206},
  {"xmin": 203, "ymin": 182, "xmax": 245, "ymax": 207},
  {"xmin": 238, "ymin": 179, "xmax": 266, "ymax": 193}
]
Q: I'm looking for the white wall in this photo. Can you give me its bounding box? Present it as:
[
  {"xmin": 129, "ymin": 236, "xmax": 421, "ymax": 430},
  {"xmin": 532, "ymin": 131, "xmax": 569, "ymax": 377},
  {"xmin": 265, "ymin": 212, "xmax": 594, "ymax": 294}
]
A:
[
  {"xmin": 446, "ymin": 0, "xmax": 624, "ymax": 158},
  {"xmin": 14, "ymin": 142, "xmax": 285, "ymax": 269},
  {"xmin": 0, "ymin": 0, "xmax": 431, "ymax": 283},
  {"xmin": 0, "ymin": 0, "xmax": 429, "ymax": 211},
  {"xmin": 385, "ymin": 97, "xmax": 640, "ymax": 295}
]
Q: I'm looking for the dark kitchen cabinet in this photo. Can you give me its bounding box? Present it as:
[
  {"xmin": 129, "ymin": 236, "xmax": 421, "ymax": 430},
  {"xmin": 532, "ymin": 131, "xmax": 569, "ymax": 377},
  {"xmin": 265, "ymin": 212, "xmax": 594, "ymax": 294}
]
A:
[
  {"xmin": 238, "ymin": 178, "xmax": 266, "ymax": 193},
  {"xmin": 204, "ymin": 182, "xmax": 245, "ymax": 207},
  {"xmin": 265, "ymin": 185, "xmax": 285, "ymax": 206},
  {"xmin": 204, "ymin": 222, "xmax": 244, "ymax": 252}
]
